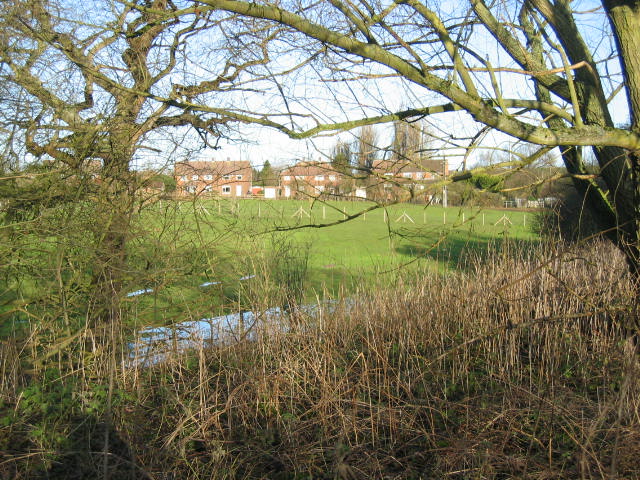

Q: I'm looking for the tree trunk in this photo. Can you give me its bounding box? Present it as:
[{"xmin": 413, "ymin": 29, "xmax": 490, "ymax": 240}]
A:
[
  {"xmin": 90, "ymin": 153, "xmax": 135, "ymax": 325},
  {"xmin": 603, "ymin": 0, "xmax": 640, "ymax": 278},
  {"xmin": 604, "ymin": 1, "xmax": 640, "ymax": 129}
]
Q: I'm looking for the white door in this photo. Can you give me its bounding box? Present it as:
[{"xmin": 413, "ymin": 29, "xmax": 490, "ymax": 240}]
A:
[{"xmin": 236, "ymin": 185, "xmax": 243, "ymax": 197}]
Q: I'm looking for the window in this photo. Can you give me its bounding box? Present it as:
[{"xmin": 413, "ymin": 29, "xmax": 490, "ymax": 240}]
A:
[
  {"xmin": 204, "ymin": 185, "xmax": 212, "ymax": 192},
  {"xmin": 186, "ymin": 185, "xmax": 196, "ymax": 193},
  {"xmin": 192, "ymin": 174, "xmax": 199, "ymax": 180},
  {"xmin": 236, "ymin": 174, "xmax": 243, "ymax": 180},
  {"xmin": 415, "ymin": 172, "xmax": 424, "ymax": 180},
  {"xmin": 315, "ymin": 175, "xmax": 324, "ymax": 181},
  {"xmin": 295, "ymin": 175, "xmax": 304, "ymax": 180},
  {"xmin": 329, "ymin": 175, "xmax": 336, "ymax": 181},
  {"xmin": 180, "ymin": 175, "xmax": 187, "ymax": 182},
  {"xmin": 221, "ymin": 186, "xmax": 231, "ymax": 194},
  {"xmin": 384, "ymin": 172, "xmax": 393, "ymax": 177},
  {"xmin": 204, "ymin": 174, "xmax": 213, "ymax": 181},
  {"xmin": 222, "ymin": 174, "xmax": 231, "ymax": 180},
  {"xmin": 402, "ymin": 172, "xmax": 413, "ymax": 178},
  {"xmin": 283, "ymin": 175, "xmax": 291, "ymax": 181}
]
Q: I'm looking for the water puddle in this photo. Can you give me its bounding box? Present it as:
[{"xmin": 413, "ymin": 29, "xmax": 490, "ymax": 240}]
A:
[{"xmin": 128, "ymin": 300, "xmax": 347, "ymax": 367}]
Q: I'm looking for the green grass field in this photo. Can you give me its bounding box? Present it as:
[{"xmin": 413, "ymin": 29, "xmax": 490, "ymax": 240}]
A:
[
  {"xmin": 129, "ymin": 198, "xmax": 539, "ymax": 318},
  {"xmin": 0, "ymin": 197, "xmax": 540, "ymax": 331},
  {"xmin": 159, "ymin": 198, "xmax": 537, "ymax": 266}
]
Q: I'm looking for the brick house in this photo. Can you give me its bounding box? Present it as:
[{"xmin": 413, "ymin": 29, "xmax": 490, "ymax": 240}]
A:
[
  {"xmin": 372, "ymin": 157, "xmax": 448, "ymax": 181},
  {"xmin": 175, "ymin": 160, "xmax": 252, "ymax": 198},
  {"xmin": 280, "ymin": 161, "xmax": 346, "ymax": 198},
  {"xmin": 366, "ymin": 157, "xmax": 449, "ymax": 201}
]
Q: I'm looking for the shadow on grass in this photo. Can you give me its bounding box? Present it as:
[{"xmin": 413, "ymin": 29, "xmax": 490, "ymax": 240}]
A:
[
  {"xmin": 44, "ymin": 414, "xmax": 141, "ymax": 480},
  {"xmin": 395, "ymin": 232, "xmax": 541, "ymax": 272}
]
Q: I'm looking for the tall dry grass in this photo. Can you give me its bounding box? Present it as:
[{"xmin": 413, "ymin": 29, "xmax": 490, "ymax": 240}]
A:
[{"xmin": 1, "ymin": 240, "xmax": 639, "ymax": 479}]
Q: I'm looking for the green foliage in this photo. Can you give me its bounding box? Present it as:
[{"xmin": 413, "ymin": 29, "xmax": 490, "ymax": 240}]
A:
[
  {"xmin": 447, "ymin": 181, "xmax": 503, "ymax": 207},
  {"xmin": 149, "ymin": 173, "xmax": 177, "ymax": 193},
  {"xmin": 469, "ymin": 173, "xmax": 504, "ymax": 192},
  {"xmin": 257, "ymin": 160, "xmax": 277, "ymax": 187},
  {"xmin": 331, "ymin": 140, "xmax": 352, "ymax": 174}
]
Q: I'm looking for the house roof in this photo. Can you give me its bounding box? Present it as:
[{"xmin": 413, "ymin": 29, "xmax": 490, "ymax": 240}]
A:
[
  {"xmin": 281, "ymin": 162, "xmax": 341, "ymax": 177},
  {"xmin": 175, "ymin": 160, "xmax": 251, "ymax": 176},
  {"xmin": 373, "ymin": 158, "xmax": 447, "ymax": 174}
]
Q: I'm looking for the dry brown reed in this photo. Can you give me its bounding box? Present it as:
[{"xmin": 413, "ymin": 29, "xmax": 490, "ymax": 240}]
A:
[{"xmin": 2, "ymin": 240, "xmax": 639, "ymax": 479}]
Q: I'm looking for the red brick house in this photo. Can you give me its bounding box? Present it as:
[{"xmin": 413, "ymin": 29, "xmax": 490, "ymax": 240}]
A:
[
  {"xmin": 372, "ymin": 157, "xmax": 448, "ymax": 181},
  {"xmin": 280, "ymin": 162, "xmax": 346, "ymax": 198},
  {"xmin": 175, "ymin": 160, "xmax": 252, "ymax": 198},
  {"xmin": 366, "ymin": 157, "xmax": 449, "ymax": 201}
]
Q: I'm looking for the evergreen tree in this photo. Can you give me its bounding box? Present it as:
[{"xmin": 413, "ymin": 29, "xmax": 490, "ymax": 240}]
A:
[
  {"xmin": 260, "ymin": 160, "xmax": 277, "ymax": 186},
  {"xmin": 331, "ymin": 141, "xmax": 352, "ymax": 174}
]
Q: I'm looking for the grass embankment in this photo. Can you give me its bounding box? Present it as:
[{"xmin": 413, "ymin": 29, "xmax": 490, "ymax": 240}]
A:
[{"xmin": 1, "ymin": 240, "xmax": 639, "ymax": 479}]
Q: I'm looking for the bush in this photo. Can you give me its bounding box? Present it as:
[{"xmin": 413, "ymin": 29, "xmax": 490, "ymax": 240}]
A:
[
  {"xmin": 446, "ymin": 181, "xmax": 503, "ymax": 207},
  {"xmin": 470, "ymin": 172, "xmax": 504, "ymax": 192}
]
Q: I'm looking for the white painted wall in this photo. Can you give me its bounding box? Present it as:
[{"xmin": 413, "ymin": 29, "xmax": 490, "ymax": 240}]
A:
[{"xmin": 264, "ymin": 187, "xmax": 277, "ymax": 199}]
